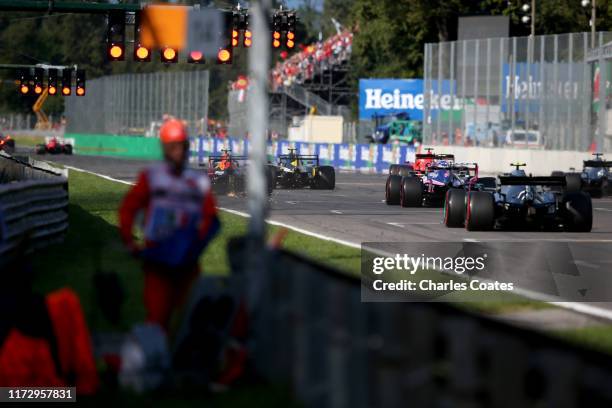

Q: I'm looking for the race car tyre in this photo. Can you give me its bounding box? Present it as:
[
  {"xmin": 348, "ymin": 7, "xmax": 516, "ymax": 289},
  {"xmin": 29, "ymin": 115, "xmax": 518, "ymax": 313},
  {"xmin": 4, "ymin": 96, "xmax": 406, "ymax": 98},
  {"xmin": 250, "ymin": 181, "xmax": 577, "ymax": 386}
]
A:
[
  {"xmin": 232, "ymin": 175, "xmax": 246, "ymax": 194},
  {"xmin": 563, "ymin": 192, "xmax": 592, "ymax": 232},
  {"xmin": 385, "ymin": 175, "xmax": 401, "ymax": 205},
  {"xmin": 550, "ymin": 171, "xmax": 565, "ymax": 192},
  {"xmin": 398, "ymin": 165, "xmax": 413, "ymax": 178},
  {"xmin": 465, "ymin": 191, "xmax": 495, "ymax": 231},
  {"xmin": 599, "ymin": 179, "xmax": 609, "ymax": 198},
  {"xmin": 389, "ymin": 164, "xmax": 400, "ymax": 176},
  {"xmin": 477, "ymin": 177, "xmax": 497, "ymax": 191},
  {"xmin": 564, "ymin": 173, "xmax": 582, "ymax": 193},
  {"xmin": 64, "ymin": 144, "xmax": 73, "ymax": 155},
  {"xmin": 399, "ymin": 176, "xmax": 422, "ymax": 207},
  {"xmin": 266, "ymin": 165, "xmax": 277, "ymax": 195},
  {"xmin": 35, "ymin": 144, "xmax": 46, "ymax": 155},
  {"xmin": 1, "ymin": 145, "xmax": 15, "ymax": 155},
  {"xmin": 313, "ymin": 166, "xmax": 335, "ymax": 190},
  {"xmin": 444, "ymin": 189, "xmax": 467, "ymax": 228}
]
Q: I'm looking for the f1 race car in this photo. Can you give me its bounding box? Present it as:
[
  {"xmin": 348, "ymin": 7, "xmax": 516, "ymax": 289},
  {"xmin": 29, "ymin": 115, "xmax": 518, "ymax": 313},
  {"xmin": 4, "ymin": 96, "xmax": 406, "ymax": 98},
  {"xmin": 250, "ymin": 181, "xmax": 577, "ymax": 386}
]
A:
[
  {"xmin": 203, "ymin": 149, "xmax": 275, "ymax": 195},
  {"xmin": 204, "ymin": 149, "xmax": 248, "ymax": 195},
  {"xmin": 387, "ymin": 160, "xmax": 496, "ymax": 207},
  {"xmin": 0, "ymin": 133, "xmax": 15, "ymax": 155},
  {"xmin": 35, "ymin": 137, "xmax": 73, "ymax": 155},
  {"xmin": 444, "ymin": 163, "xmax": 592, "ymax": 232},
  {"xmin": 388, "ymin": 148, "xmax": 453, "ymax": 177},
  {"xmin": 270, "ymin": 149, "xmax": 335, "ymax": 190},
  {"xmin": 552, "ymin": 153, "xmax": 612, "ymax": 197}
]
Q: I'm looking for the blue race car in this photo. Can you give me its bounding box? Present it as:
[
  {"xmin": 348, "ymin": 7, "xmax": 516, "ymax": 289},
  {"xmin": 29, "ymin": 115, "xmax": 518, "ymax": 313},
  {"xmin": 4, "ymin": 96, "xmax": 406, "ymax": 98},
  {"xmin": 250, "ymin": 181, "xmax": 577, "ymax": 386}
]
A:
[
  {"xmin": 444, "ymin": 163, "xmax": 592, "ymax": 232},
  {"xmin": 578, "ymin": 153, "xmax": 612, "ymax": 197}
]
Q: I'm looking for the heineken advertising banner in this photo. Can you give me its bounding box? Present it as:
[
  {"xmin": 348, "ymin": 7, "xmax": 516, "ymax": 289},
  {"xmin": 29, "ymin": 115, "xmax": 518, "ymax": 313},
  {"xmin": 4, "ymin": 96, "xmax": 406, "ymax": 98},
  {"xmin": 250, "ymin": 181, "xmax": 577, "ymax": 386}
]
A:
[{"xmin": 359, "ymin": 78, "xmax": 459, "ymax": 120}]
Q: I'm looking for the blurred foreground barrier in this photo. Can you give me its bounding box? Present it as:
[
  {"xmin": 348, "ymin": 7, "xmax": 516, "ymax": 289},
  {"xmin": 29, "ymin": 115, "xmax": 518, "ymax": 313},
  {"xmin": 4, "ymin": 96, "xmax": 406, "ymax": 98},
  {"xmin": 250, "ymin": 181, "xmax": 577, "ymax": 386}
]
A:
[
  {"xmin": 239, "ymin": 247, "xmax": 612, "ymax": 407},
  {"xmin": 0, "ymin": 152, "xmax": 68, "ymax": 267}
]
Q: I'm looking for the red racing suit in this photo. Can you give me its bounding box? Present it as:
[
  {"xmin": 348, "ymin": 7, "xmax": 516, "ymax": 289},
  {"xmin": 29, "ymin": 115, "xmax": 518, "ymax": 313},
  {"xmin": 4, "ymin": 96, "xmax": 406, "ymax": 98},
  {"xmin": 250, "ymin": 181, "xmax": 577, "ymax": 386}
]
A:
[{"xmin": 119, "ymin": 163, "xmax": 219, "ymax": 329}]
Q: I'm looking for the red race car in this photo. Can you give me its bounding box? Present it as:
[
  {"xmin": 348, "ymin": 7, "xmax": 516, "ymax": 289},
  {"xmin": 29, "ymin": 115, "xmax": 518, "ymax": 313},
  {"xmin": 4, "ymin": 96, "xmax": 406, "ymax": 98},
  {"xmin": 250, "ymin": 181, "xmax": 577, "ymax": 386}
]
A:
[
  {"xmin": 0, "ymin": 134, "xmax": 15, "ymax": 155},
  {"xmin": 388, "ymin": 148, "xmax": 455, "ymax": 177},
  {"xmin": 36, "ymin": 137, "xmax": 73, "ymax": 155}
]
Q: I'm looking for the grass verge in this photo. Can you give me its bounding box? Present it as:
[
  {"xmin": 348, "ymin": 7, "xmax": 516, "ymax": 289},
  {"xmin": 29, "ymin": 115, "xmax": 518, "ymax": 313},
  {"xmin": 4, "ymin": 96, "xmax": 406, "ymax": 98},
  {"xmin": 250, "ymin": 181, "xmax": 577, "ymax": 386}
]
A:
[{"xmin": 552, "ymin": 325, "xmax": 612, "ymax": 355}]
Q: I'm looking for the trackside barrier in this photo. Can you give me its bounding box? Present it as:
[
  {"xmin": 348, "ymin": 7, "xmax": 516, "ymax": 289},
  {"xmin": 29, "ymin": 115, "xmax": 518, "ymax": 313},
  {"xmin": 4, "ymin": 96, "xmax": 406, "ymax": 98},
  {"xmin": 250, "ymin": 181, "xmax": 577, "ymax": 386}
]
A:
[
  {"xmin": 63, "ymin": 133, "xmax": 417, "ymax": 173},
  {"xmin": 235, "ymin": 245, "xmax": 612, "ymax": 408},
  {"xmin": 0, "ymin": 152, "xmax": 68, "ymax": 268},
  {"xmin": 196, "ymin": 137, "xmax": 417, "ymax": 173},
  {"xmin": 64, "ymin": 133, "xmax": 597, "ymax": 175}
]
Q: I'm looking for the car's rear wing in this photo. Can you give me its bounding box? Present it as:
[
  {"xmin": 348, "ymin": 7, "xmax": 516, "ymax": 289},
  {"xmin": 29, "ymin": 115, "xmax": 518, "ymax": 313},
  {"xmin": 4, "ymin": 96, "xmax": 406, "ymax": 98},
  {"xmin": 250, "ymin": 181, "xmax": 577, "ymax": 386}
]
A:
[
  {"xmin": 277, "ymin": 154, "xmax": 320, "ymax": 165},
  {"xmin": 201, "ymin": 155, "xmax": 249, "ymax": 166},
  {"xmin": 498, "ymin": 176, "xmax": 566, "ymax": 186},
  {"xmin": 584, "ymin": 160, "xmax": 612, "ymax": 168},
  {"xmin": 415, "ymin": 153, "xmax": 436, "ymax": 160},
  {"xmin": 435, "ymin": 154, "xmax": 455, "ymax": 161}
]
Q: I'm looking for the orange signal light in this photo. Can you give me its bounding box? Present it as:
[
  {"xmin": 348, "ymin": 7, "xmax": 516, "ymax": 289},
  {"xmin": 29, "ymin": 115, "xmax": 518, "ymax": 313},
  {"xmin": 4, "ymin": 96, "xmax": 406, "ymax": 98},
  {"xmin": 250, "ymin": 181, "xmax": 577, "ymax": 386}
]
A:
[
  {"xmin": 273, "ymin": 31, "xmax": 281, "ymax": 39},
  {"xmin": 217, "ymin": 48, "xmax": 231, "ymax": 63},
  {"xmin": 162, "ymin": 47, "xmax": 177, "ymax": 61},
  {"xmin": 109, "ymin": 44, "xmax": 124, "ymax": 59},
  {"xmin": 245, "ymin": 30, "xmax": 252, "ymax": 39},
  {"xmin": 287, "ymin": 40, "xmax": 295, "ymax": 49},
  {"xmin": 20, "ymin": 85, "xmax": 29, "ymax": 94},
  {"xmin": 34, "ymin": 85, "xmax": 42, "ymax": 94},
  {"xmin": 232, "ymin": 29, "xmax": 239, "ymax": 38},
  {"xmin": 48, "ymin": 86, "xmax": 57, "ymax": 95},
  {"xmin": 273, "ymin": 39, "xmax": 281, "ymax": 48},
  {"xmin": 287, "ymin": 31, "xmax": 295, "ymax": 40},
  {"xmin": 244, "ymin": 38, "xmax": 252, "ymax": 47},
  {"xmin": 76, "ymin": 87, "xmax": 85, "ymax": 96},
  {"xmin": 62, "ymin": 87, "xmax": 71, "ymax": 96},
  {"xmin": 232, "ymin": 38, "xmax": 238, "ymax": 47},
  {"xmin": 135, "ymin": 46, "xmax": 150, "ymax": 60}
]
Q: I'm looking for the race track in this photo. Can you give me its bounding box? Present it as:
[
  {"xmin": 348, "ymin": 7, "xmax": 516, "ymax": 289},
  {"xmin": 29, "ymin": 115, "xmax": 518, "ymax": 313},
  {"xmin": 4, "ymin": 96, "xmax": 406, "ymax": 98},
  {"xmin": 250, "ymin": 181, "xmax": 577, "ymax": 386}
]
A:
[
  {"xmin": 41, "ymin": 153, "xmax": 612, "ymax": 244},
  {"xmin": 34, "ymin": 152, "xmax": 612, "ymax": 314}
]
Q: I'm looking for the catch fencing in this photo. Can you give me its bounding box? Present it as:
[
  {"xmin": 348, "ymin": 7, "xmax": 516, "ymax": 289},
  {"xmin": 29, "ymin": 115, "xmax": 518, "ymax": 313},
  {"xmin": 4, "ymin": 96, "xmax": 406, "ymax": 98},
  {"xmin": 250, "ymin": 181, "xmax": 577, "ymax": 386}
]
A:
[
  {"xmin": 64, "ymin": 70, "xmax": 210, "ymax": 137},
  {"xmin": 424, "ymin": 32, "xmax": 612, "ymax": 151},
  {"xmin": 241, "ymin": 245, "xmax": 612, "ymax": 408},
  {"xmin": 0, "ymin": 153, "xmax": 68, "ymax": 267}
]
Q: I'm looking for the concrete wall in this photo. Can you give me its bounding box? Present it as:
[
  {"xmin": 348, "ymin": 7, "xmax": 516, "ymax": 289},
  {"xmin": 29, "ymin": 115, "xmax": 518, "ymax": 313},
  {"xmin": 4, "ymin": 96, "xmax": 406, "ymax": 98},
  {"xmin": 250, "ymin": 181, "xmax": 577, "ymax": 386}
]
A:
[
  {"xmin": 288, "ymin": 115, "xmax": 344, "ymax": 143},
  {"xmin": 423, "ymin": 145, "xmax": 586, "ymax": 176}
]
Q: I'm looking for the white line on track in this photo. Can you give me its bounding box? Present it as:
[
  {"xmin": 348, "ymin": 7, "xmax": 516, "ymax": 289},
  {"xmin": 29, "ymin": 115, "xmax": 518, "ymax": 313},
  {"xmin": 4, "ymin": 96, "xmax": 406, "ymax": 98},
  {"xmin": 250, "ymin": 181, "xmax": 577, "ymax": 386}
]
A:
[
  {"xmin": 64, "ymin": 166, "xmax": 134, "ymax": 185},
  {"xmin": 595, "ymin": 208, "xmax": 612, "ymax": 212},
  {"xmin": 387, "ymin": 222, "xmax": 439, "ymax": 227},
  {"xmin": 65, "ymin": 165, "xmax": 612, "ymax": 321},
  {"xmin": 331, "ymin": 210, "xmax": 343, "ymax": 214}
]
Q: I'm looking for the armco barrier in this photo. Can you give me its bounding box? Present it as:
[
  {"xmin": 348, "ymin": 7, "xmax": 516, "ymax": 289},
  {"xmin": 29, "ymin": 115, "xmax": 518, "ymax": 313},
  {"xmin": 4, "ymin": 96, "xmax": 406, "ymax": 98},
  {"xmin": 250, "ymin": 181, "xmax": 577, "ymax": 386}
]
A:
[
  {"xmin": 0, "ymin": 152, "xmax": 69, "ymax": 267},
  {"xmin": 237, "ymin": 244, "xmax": 612, "ymax": 408}
]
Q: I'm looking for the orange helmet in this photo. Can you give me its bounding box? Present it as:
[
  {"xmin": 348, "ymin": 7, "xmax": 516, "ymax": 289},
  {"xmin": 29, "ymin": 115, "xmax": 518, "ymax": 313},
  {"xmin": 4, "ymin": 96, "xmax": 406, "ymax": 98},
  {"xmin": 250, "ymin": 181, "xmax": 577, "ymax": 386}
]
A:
[{"xmin": 160, "ymin": 119, "xmax": 188, "ymax": 143}]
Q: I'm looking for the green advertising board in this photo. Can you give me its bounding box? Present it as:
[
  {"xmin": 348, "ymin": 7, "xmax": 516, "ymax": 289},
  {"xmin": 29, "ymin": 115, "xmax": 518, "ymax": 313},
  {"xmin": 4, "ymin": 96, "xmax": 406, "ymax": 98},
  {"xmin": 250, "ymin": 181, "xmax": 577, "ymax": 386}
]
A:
[{"xmin": 65, "ymin": 133, "xmax": 162, "ymax": 160}]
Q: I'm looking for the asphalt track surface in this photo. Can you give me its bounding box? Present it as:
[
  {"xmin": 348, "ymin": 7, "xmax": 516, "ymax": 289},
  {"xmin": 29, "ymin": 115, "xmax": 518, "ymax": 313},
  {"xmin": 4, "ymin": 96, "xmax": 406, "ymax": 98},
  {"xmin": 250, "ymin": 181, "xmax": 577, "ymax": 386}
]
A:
[{"xmin": 29, "ymin": 151, "xmax": 612, "ymax": 314}]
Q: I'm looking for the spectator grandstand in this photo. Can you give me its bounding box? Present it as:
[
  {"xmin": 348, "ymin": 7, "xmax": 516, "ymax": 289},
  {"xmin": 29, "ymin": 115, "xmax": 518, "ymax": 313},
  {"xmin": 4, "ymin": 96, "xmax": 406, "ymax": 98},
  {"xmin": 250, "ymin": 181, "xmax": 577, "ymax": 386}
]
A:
[{"xmin": 230, "ymin": 30, "xmax": 353, "ymax": 92}]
